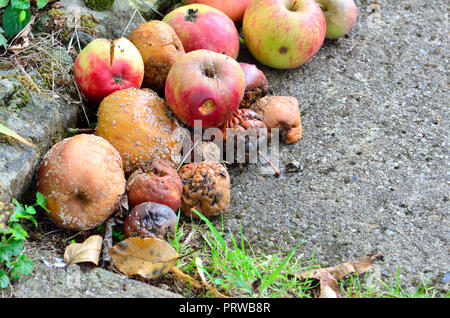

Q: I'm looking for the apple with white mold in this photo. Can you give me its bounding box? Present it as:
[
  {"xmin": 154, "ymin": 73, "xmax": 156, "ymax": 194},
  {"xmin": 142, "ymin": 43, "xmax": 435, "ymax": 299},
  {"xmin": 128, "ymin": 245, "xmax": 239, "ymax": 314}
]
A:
[
  {"xmin": 316, "ymin": 0, "xmax": 357, "ymax": 39},
  {"xmin": 165, "ymin": 49, "xmax": 245, "ymax": 128},
  {"xmin": 73, "ymin": 38, "xmax": 144, "ymax": 103},
  {"xmin": 242, "ymin": 0, "xmax": 326, "ymax": 69}
]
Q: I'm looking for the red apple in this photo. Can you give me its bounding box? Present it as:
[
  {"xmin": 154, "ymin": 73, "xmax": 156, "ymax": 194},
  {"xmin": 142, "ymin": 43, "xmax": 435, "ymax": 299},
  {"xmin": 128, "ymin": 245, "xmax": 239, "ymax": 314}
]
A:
[
  {"xmin": 163, "ymin": 4, "xmax": 240, "ymax": 59},
  {"xmin": 165, "ymin": 49, "xmax": 245, "ymax": 128},
  {"xmin": 182, "ymin": 0, "xmax": 253, "ymax": 22},
  {"xmin": 316, "ymin": 0, "xmax": 357, "ymax": 39},
  {"xmin": 242, "ymin": 0, "xmax": 326, "ymax": 69},
  {"xmin": 73, "ymin": 38, "xmax": 144, "ymax": 103}
]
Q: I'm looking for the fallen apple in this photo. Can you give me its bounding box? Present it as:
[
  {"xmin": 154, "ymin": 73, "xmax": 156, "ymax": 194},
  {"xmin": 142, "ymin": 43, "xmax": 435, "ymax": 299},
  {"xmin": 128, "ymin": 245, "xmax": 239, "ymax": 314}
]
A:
[
  {"xmin": 165, "ymin": 49, "xmax": 245, "ymax": 128},
  {"xmin": 316, "ymin": 0, "xmax": 357, "ymax": 39},
  {"xmin": 182, "ymin": 0, "xmax": 253, "ymax": 22},
  {"xmin": 163, "ymin": 4, "xmax": 240, "ymax": 59},
  {"xmin": 73, "ymin": 38, "xmax": 144, "ymax": 103},
  {"xmin": 242, "ymin": 0, "xmax": 326, "ymax": 69}
]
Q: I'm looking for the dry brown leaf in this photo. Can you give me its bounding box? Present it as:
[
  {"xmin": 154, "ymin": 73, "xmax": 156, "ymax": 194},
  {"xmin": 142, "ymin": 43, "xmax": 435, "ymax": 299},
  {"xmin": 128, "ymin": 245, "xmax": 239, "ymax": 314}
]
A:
[
  {"xmin": 319, "ymin": 271, "xmax": 342, "ymax": 298},
  {"xmin": 297, "ymin": 252, "xmax": 384, "ymax": 281},
  {"xmin": 64, "ymin": 235, "xmax": 103, "ymax": 266},
  {"xmin": 170, "ymin": 267, "xmax": 203, "ymax": 289},
  {"xmin": 195, "ymin": 257, "xmax": 229, "ymax": 298},
  {"xmin": 109, "ymin": 237, "xmax": 178, "ymax": 279}
]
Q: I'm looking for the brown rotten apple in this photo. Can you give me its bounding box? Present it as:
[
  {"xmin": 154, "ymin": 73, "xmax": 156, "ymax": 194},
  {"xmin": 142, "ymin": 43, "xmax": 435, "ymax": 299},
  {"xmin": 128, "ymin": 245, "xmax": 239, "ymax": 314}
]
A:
[
  {"xmin": 126, "ymin": 160, "xmax": 182, "ymax": 212},
  {"xmin": 250, "ymin": 96, "xmax": 303, "ymax": 144},
  {"xmin": 37, "ymin": 134, "xmax": 125, "ymax": 231},
  {"xmin": 178, "ymin": 161, "xmax": 230, "ymax": 219},
  {"xmin": 95, "ymin": 88, "xmax": 181, "ymax": 175},
  {"xmin": 124, "ymin": 202, "xmax": 178, "ymax": 239},
  {"xmin": 165, "ymin": 50, "xmax": 245, "ymax": 128},
  {"xmin": 239, "ymin": 62, "xmax": 269, "ymax": 108},
  {"xmin": 128, "ymin": 21, "xmax": 185, "ymax": 94}
]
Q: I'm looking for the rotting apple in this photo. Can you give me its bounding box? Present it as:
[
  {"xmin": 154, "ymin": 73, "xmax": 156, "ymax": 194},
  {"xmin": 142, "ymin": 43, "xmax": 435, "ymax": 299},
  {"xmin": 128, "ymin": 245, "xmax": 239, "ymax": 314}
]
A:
[
  {"xmin": 239, "ymin": 62, "xmax": 269, "ymax": 108},
  {"xmin": 128, "ymin": 20, "xmax": 185, "ymax": 94},
  {"xmin": 163, "ymin": 4, "xmax": 240, "ymax": 59},
  {"xmin": 37, "ymin": 134, "xmax": 126, "ymax": 231},
  {"xmin": 73, "ymin": 38, "xmax": 144, "ymax": 103},
  {"xmin": 316, "ymin": 0, "xmax": 357, "ymax": 39},
  {"xmin": 182, "ymin": 0, "xmax": 253, "ymax": 22},
  {"xmin": 165, "ymin": 50, "xmax": 245, "ymax": 128},
  {"xmin": 95, "ymin": 88, "xmax": 181, "ymax": 175},
  {"xmin": 242, "ymin": 0, "xmax": 326, "ymax": 69}
]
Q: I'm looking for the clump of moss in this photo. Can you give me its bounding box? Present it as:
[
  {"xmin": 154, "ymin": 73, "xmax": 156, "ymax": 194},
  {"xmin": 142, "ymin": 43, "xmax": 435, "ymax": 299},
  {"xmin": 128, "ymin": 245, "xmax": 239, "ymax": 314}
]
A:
[
  {"xmin": 83, "ymin": 0, "xmax": 115, "ymax": 11},
  {"xmin": 79, "ymin": 14, "xmax": 98, "ymax": 36}
]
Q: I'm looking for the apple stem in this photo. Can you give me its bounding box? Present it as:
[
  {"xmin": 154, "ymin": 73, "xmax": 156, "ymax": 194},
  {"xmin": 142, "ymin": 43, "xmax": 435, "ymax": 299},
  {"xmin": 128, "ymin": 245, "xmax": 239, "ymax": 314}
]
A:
[
  {"xmin": 68, "ymin": 128, "xmax": 95, "ymax": 134},
  {"xmin": 316, "ymin": 2, "xmax": 327, "ymax": 11},
  {"xmin": 258, "ymin": 151, "xmax": 280, "ymax": 177}
]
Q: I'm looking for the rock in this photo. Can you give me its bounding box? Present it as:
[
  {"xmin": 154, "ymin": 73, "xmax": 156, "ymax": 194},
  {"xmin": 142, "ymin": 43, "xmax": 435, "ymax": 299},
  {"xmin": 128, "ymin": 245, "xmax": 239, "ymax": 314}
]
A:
[
  {"xmin": 58, "ymin": 0, "xmax": 170, "ymax": 39},
  {"xmin": 12, "ymin": 245, "xmax": 182, "ymax": 298},
  {"xmin": 0, "ymin": 47, "xmax": 79, "ymax": 203}
]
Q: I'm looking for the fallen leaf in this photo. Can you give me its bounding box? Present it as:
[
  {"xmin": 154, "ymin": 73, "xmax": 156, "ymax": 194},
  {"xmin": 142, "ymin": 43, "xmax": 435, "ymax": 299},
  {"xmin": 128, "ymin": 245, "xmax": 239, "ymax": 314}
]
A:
[
  {"xmin": 319, "ymin": 271, "xmax": 342, "ymax": 298},
  {"xmin": 64, "ymin": 235, "xmax": 103, "ymax": 266},
  {"xmin": 195, "ymin": 257, "xmax": 229, "ymax": 298},
  {"xmin": 170, "ymin": 267, "xmax": 203, "ymax": 289},
  {"xmin": 109, "ymin": 237, "xmax": 178, "ymax": 279},
  {"xmin": 297, "ymin": 252, "xmax": 384, "ymax": 281}
]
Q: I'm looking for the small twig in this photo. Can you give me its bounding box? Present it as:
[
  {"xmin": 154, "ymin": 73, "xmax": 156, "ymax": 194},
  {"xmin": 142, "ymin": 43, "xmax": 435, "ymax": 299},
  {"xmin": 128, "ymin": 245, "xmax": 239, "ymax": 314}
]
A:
[
  {"xmin": 177, "ymin": 140, "xmax": 200, "ymax": 172},
  {"xmin": 73, "ymin": 78, "xmax": 90, "ymax": 126},
  {"xmin": 68, "ymin": 128, "xmax": 95, "ymax": 134},
  {"xmin": 258, "ymin": 150, "xmax": 280, "ymax": 177},
  {"xmin": 122, "ymin": 9, "xmax": 138, "ymax": 37},
  {"xmin": 136, "ymin": 0, "xmax": 164, "ymax": 18}
]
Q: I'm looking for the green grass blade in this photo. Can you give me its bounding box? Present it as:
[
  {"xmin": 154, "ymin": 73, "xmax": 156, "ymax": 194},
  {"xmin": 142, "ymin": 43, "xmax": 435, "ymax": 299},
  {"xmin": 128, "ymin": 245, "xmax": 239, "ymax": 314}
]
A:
[{"xmin": 0, "ymin": 123, "xmax": 34, "ymax": 147}]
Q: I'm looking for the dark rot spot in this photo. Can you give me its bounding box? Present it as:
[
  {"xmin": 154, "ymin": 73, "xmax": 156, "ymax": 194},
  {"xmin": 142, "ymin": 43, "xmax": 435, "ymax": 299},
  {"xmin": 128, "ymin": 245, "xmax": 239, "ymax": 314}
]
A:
[
  {"xmin": 279, "ymin": 47, "xmax": 288, "ymax": 54},
  {"xmin": 114, "ymin": 74, "xmax": 123, "ymax": 85},
  {"xmin": 185, "ymin": 8, "xmax": 199, "ymax": 22}
]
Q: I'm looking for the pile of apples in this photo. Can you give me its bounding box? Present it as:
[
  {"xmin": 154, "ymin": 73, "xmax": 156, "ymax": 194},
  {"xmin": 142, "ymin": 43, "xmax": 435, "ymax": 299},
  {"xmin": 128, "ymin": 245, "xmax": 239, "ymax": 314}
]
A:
[{"xmin": 36, "ymin": 0, "xmax": 357, "ymax": 233}]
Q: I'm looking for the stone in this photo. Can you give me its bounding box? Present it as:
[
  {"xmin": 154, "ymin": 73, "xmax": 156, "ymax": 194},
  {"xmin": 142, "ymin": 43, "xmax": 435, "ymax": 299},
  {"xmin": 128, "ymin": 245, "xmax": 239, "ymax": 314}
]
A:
[
  {"xmin": 59, "ymin": 0, "xmax": 170, "ymax": 39},
  {"xmin": 12, "ymin": 244, "xmax": 182, "ymax": 298}
]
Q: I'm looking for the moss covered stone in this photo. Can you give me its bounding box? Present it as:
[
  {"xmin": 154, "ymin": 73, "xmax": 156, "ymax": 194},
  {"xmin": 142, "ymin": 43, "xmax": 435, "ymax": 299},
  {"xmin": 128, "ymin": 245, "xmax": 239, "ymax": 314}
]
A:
[{"xmin": 83, "ymin": 0, "xmax": 115, "ymax": 10}]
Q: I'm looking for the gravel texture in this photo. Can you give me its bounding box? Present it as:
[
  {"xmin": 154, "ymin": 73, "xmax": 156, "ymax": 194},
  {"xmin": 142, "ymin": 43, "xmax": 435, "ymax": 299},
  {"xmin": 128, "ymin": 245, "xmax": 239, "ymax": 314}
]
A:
[{"xmin": 224, "ymin": 0, "xmax": 449, "ymax": 294}]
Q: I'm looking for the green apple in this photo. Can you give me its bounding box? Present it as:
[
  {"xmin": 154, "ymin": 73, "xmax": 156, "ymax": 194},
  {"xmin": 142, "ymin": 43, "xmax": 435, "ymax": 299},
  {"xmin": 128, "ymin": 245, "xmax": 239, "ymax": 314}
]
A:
[
  {"xmin": 316, "ymin": 0, "xmax": 357, "ymax": 39},
  {"xmin": 242, "ymin": 0, "xmax": 326, "ymax": 69}
]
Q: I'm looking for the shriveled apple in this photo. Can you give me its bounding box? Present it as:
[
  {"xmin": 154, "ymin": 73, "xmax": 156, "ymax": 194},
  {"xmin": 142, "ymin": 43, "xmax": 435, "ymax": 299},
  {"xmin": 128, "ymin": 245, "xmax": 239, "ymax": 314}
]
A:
[
  {"xmin": 37, "ymin": 134, "xmax": 126, "ymax": 231},
  {"xmin": 126, "ymin": 160, "xmax": 182, "ymax": 212},
  {"xmin": 250, "ymin": 96, "xmax": 303, "ymax": 144}
]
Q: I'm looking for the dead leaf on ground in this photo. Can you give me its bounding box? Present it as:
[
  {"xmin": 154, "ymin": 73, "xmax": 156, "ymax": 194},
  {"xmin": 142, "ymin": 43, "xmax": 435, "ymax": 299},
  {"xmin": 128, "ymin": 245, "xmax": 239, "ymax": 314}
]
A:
[
  {"xmin": 170, "ymin": 267, "xmax": 203, "ymax": 289},
  {"xmin": 109, "ymin": 237, "xmax": 178, "ymax": 279},
  {"xmin": 319, "ymin": 271, "xmax": 342, "ymax": 298},
  {"xmin": 64, "ymin": 235, "xmax": 103, "ymax": 266},
  {"xmin": 195, "ymin": 257, "xmax": 229, "ymax": 298},
  {"xmin": 297, "ymin": 252, "xmax": 384, "ymax": 281}
]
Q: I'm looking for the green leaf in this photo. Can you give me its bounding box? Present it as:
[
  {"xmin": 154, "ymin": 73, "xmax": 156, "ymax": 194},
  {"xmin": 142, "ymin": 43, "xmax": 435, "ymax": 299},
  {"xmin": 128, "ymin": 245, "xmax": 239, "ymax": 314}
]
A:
[
  {"xmin": 36, "ymin": 192, "xmax": 46, "ymax": 209},
  {"xmin": 1, "ymin": 5, "xmax": 31, "ymax": 37},
  {"xmin": 36, "ymin": 0, "xmax": 48, "ymax": 9},
  {"xmin": 11, "ymin": 0, "xmax": 30, "ymax": 10},
  {"xmin": 0, "ymin": 270, "xmax": 9, "ymax": 289},
  {"xmin": 10, "ymin": 223, "xmax": 28, "ymax": 240},
  {"xmin": 0, "ymin": 0, "xmax": 10, "ymax": 8},
  {"xmin": 10, "ymin": 254, "xmax": 34, "ymax": 279},
  {"xmin": 25, "ymin": 205, "xmax": 36, "ymax": 215},
  {"xmin": 0, "ymin": 238, "xmax": 23, "ymax": 262}
]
